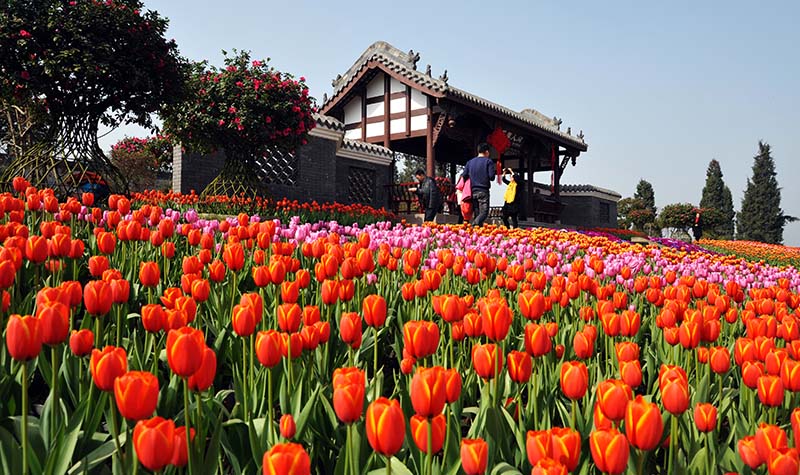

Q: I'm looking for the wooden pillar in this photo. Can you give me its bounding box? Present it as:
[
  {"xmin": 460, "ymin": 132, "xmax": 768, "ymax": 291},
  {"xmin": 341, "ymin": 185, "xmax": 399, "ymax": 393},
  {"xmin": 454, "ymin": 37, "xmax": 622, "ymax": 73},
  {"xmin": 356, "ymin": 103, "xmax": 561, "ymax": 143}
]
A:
[
  {"xmin": 405, "ymin": 86, "xmax": 412, "ymax": 137},
  {"xmin": 426, "ymin": 97, "xmax": 435, "ymax": 177},
  {"xmin": 554, "ymin": 145, "xmax": 561, "ymax": 200},
  {"xmin": 383, "ymin": 74, "xmax": 391, "ymax": 148},
  {"xmin": 360, "ymin": 88, "xmax": 367, "ymax": 142}
]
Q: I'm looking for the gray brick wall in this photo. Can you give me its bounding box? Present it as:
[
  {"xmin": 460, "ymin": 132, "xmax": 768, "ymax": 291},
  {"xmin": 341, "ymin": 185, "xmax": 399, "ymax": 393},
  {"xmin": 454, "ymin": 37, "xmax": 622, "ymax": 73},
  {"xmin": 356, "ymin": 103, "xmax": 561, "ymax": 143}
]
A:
[
  {"xmin": 560, "ymin": 195, "xmax": 619, "ymax": 228},
  {"xmin": 172, "ymin": 146, "xmax": 225, "ymax": 194},
  {"xmin": 335, "ymin": 157, "xmax": 392, "ymax": 209}
]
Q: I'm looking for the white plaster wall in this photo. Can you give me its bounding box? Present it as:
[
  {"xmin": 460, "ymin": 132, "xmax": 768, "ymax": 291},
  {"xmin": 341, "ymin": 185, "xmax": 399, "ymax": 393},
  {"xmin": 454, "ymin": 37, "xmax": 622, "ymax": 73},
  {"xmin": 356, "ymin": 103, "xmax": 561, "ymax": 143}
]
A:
[
  {"xmin": 391, "ymin": 78, "xmax": 405, "ymax": 93},
  {"xmin": 366, "ymin": 102, "xmax": 384, "ymax": 118},
  {"xmin": 345, "ymin": 128, "xmax": 361, "ymax": 140},
  {"xmin": 366, "ymin": 122, "xmax": 383, "ymax": 138},
  {"xmin": 390, "ymin": 118, "xmax": 406, "ymax": 134},
  {"xmin": 366, "ymin": 73, "xmax": 383, "ymax": 99},
  {"xmin": 344, "ymin": 98, "xmax": 361, "ymax": 125},
  {"xmin": 410, "ymin": 115, "xmax": 427, "ymax": 132},
  {"xmin": 410, "ymin": 89, "xmax": 427, "ymax": 110},
  {"xmin": 390, "ymin": 97, "xmax": 406, "ymax": 112}
]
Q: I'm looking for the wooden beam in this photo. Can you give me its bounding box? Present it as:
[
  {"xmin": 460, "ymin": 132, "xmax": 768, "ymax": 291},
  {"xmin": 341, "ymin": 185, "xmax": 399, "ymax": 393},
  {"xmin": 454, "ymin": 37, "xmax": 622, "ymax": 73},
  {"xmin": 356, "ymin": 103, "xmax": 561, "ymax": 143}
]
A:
[
  {"xmin": 406, "ymin": 85, "xmax": 412, "ymax": 137},
  {"xmin": 360, "ymin": 88, "xmax": 367, "ymax": 142},
  {"xmin": 383, "ymin": 73, "xmax": 390, "ymax": 148},
  {"xmin": 426, "ymin": 97, "xmax": 435, "ymax": 177}
]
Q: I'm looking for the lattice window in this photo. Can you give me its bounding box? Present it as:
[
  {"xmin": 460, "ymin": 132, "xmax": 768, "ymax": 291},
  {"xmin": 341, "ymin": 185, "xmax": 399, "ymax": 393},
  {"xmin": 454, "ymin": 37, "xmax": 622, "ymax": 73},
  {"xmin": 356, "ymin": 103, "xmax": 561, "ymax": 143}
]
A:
[
  {"xmin": 348, "ymin": 166, "xmax": 375, "ymax": 204},
  {"xmin": 257, "ymin": 147, "xmax": 298, "ymax": 186}
]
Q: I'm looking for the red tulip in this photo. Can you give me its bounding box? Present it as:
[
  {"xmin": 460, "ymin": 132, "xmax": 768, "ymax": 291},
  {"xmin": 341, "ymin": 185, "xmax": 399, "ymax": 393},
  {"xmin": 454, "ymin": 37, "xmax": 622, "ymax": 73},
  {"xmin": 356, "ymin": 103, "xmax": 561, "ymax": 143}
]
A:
[
  {"xmin": 768, "ymin": 447, "xmax": 800, "ymax": 475},
  {"xmin": 661, "ymin": 377, "xmax": 690, "ymax": 415},
  {"xmin": 596, "ymin": 379, "xmax": 632, "ymax": 421},
  {"xmin": 403, "ymin": 320, "xmax": 439, "ymax": 359},
  {"xmin": 757, "ymin": 375, "xmax": 785, "ymax": 407},
  {"xmin": 5, "ymin": 314, "xmax": 42, "ymax": 361},
  {"xmin": 332, "ymin": 367, "xmax": 365, "ymax": 424},
  {"xmin": 472, "ymin": 343, "xmax": 503, "ymax": 380},
  {"xmin": 624, "ymin": 395, "xmax": 663, "ymax": 451},
  {"xmin": 589, "ymin": 428, "xmax": 630, "ymax": 475},
  {"xmin": 560, "ymin": 361, "xmax": 589, "ymax": 400},
  {"xmin": 280, "ymin": 414, "xmax": 296, "ymax": 439},
  {"xmin": 139, "ymin": 261, "xmax": 160, "ymax": 287},
  {"xmin": 507, "ymin": 350, "xmax": 532, "ymax": 384},
  {"xmin": 91, "ymin": 346, "xmax": 128, "ymax": 392},
  {"xmin": 170, "ymin": 426, "xmax": 195, "ymax": 467},
  {"xmin": 232, "ymin": 303, "xmax": 257, "ymax": 337},
  {"xmin": 410, "ymin": 366, "xmax": 446, "ymax": 417},
  {"xmin": 133, "ymin": 417, "xmax": 175, "ymax": 472},
  {"xmin": 444, "ymin": 368, "xmax": 462, "ymax": 403},
  {"xmin": 188, "ymin": 346, "xmax": 217, "ymax": 392},
  {"xmin": 69, "ymin": 329, "xmax": 94, "ymax": 356},
  {"xmin": 480, "ymin": 299, "xmax": 512, "ymax": 341},
  {"xmin": 84, "ymin": 280, "xmax": 113, "ymax": 316},
  {"xmin": 255, "ymin": 330, "xmax": 282, "ymax": 368},
  {"xmin": 526, "ymin": 430, "xmax": 552, "ymax": 466},
  {"xmin": 362, "ymin": 294, "xmax": 387, "ymax": 327},
  {"xmin": 739, "ymin": 435, "xmax": 763, "ymax": 469},
  {"xmin": 277, "ymin": 303, "xmax": 302, "ymax": 333},
  {"xmin": 166, "ymin": 327, "xmax": 204, "ymax": 377},
  {"xmin": 525, "ymin": 323, "xmax": 552, "ymax": 357},
  {"xmin": 262, "ymin": 442, "xmax": 311, "ymax": 475},
  {"xmin": 694, "ymin": 403, "xmax": 717, "ymax": 433},
  {"xmin": 550, "ymin": 427, "xmax": 581, "ymax": 471},
  {"xmin": 461, "ymin": 438, "xmax": 488, "ymax": 475},
  {"xmin": 339, "ymin": 312, "xmax": 362, "ymax": 349},
  {"xmin": 410, "ymin": 414, "xmax": 445, "ymax": 454},
  {"xmin": 115, "ymin": 371, "xmax": 159, "ymax": 420},
  {"xmin": 366, "ymin": 398, "xmax": 405, "ymax": 456},
  {"xmin": 755, "ymin": 423, "xmax": 788, "ymax": 463}
]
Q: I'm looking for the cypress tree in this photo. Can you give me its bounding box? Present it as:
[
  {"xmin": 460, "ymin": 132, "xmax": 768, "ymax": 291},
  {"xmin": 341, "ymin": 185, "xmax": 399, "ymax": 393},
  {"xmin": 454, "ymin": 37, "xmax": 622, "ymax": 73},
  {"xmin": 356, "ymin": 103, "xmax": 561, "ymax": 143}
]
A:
[
  {"xmin": 738, "ymin": 141, "xmax": 786, "ymax": 243},
  {"xmin": 699, "ymin": 159, "xmax": 735, "ymax": 239},
  {"xmin": 634, "ymin": 179, "xmax": 657, "ymax": 216}
]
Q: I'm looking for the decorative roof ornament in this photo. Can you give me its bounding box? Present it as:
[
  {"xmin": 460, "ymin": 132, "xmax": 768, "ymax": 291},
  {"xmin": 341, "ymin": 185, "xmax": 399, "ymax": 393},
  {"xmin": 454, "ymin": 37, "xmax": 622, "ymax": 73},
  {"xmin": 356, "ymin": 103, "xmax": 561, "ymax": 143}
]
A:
[
  {"xmin": 578, "ymin": 130, "xmax": 585, "ymax": 141},
  {"xmin": 331, "ymin": 74, "xmax": 342, "ymax": 88},
  {"xmin": 552, "ymin": 116, "xmax": 562, "ymax": 131},
  {"xmin": 566, "ymin": 127, "xmax": 571, "ymax": 135},
  {"xmin": 323, "ymin": 93, "xmax": 328, "ymax": 103},
  {"xmin": 408, "ymin": 49, "xmax": 421, "ymax": 70},
  {"xmin": 425, "ymin": 64, "xmax": 432, "ymax": 76},
  {"xmin": 439, "ymin": 70, "xmax": 449, "ymax": 83}
]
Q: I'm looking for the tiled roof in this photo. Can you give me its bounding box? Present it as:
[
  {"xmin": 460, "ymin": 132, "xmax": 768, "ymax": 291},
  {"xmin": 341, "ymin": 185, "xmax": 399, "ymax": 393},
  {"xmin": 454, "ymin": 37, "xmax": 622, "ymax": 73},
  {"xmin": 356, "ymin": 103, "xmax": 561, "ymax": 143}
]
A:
[
  {"xmin": 341, "ymin": 139, "xmax": 394, "ymax": 158},
  {"xmin": 560, "ymin": 184, "xmax": 622, "ymax": 198},
  {"xmin": 312, "ymin": 113, "xmax": 344, "ymax": 131},
  {"xmin": 322, "ymin": 41, "xmax": 587, "ymax": 151}
]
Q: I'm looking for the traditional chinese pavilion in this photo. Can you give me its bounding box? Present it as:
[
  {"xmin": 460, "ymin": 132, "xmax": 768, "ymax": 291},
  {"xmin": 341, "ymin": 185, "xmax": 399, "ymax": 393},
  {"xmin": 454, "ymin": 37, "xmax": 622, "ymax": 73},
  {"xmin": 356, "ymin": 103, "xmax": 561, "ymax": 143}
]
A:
[{"xmin": 319, "ymin": 41, "xmax": 589, "ymax": 223}]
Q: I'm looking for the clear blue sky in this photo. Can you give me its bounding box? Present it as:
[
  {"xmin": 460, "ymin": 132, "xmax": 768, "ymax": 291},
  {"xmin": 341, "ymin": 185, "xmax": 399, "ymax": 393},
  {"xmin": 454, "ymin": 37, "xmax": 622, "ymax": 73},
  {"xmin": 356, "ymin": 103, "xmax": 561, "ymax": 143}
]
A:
[{"xmin": 101, "ymin": 0, "xmax": 800, "ymax": 245}]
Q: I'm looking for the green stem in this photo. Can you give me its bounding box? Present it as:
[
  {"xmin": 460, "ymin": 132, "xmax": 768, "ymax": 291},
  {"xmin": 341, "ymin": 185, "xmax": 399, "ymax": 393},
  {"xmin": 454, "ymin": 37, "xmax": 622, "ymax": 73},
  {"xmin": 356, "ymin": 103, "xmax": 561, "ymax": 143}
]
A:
[
  {"xmin": 109, "ymin": 398, "xmax": 126, "ymax": 475},
  {"xmin": 267, "ymin": 369, "xmax": 273, "ymax": 445},
  {"xmin": 95, "ymin": 317, "xmax": 102, "ymax": 349},
  {"xmin": 195, "ymin": 393, "xmax": 204, "ymax": 456},
  {"xmin": 51, "ymin": 346, "xmax": 59, "ymax": 435},
  {"xmin": 637, "ymin": 448, "xmax": 645, "ymax": 475},
  {"xmin": 667, "ymin": 414, "xmax": 677, "ymax": 475},
  {"xmin": 442, "ymin": 405, "xmax": 451, "ymax": 469},
  {"xmin": 373, "ymin": 326, "xmax": 379, "ymax": 401},
  {"xmin": 242, "ymin": 338, "xmax": 248, "ymax": 422},
  {"xmin": 183, "ymin": 379, "xmax": 194, "ymax": 474},
  {"xmin": 345, "ymin": 424, "xmax": 351, "ymax": 475},
  {"xmin": 386, "ymin": 455, "xmax": 392, "ymax": 475},
  {"xmin": 571, "ymin": 398, "xmax": 577, "ymax": 429},
  {"xmin": 426, "ymin": 418, "xmax": 433, "ymax": 475},
  {"xmin": 22, "ymin": 363, "xmax": 29, "ymax": 475},
  {"xmin": 249, "ymin": 334, "xmax": 254, "ymax": 416},
  {"xmin": 351, "ymin": 424, "xmax": 359, "ymax": 475}
]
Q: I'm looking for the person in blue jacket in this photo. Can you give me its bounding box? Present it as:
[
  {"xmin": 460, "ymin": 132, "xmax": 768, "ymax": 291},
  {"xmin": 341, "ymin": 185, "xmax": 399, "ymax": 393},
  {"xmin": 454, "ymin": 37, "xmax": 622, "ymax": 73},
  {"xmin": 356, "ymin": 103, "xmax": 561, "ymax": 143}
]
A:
[{"xmin": 461, "ymin": 143, "xmax": 495, "ymax": 226}]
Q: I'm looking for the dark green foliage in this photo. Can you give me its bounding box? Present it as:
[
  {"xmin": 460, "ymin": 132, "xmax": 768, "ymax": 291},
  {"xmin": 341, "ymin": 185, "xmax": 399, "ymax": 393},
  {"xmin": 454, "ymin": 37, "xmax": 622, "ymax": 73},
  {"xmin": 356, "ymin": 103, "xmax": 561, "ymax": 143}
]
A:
[
  {"xmin": 618, "ymin": 197, "xmax": 655, "ymax": 232},
  {"xmin": 699, "ymin": 159, "xmax": 735, "ymax": 239},
  {"xmin": 658, "ymin": 203, "xmax": 725, "ymax": 239},
  {"xmin": 737, "ymin": 141, "xmax": 792, "ymax": 244},
  {"xmin": 634, "ymin": 179, "xmax": 657, "ymax": 216}
]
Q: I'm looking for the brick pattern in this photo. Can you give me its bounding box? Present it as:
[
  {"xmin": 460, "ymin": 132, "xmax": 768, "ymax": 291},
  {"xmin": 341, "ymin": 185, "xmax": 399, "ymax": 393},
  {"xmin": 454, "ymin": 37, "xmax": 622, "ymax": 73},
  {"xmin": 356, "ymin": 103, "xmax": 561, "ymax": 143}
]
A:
[
  {"xmin": 260, "ymin": 148, "xmax": 298, "ymax": 186},
  {"xmin": 560, "ymin": 195, "xmax": 618, "ymax": 228},
  {"xmin": 347, "ymin": 167, "xmax": 376, "ymax": 204}
]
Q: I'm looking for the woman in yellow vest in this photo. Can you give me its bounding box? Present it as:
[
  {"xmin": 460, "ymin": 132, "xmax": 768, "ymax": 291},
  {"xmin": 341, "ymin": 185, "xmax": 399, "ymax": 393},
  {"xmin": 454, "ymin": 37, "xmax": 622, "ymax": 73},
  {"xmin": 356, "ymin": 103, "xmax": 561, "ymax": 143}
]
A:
[{"xmin": 502, "ymin": 168, "xmax": 520, "ymax": 228}]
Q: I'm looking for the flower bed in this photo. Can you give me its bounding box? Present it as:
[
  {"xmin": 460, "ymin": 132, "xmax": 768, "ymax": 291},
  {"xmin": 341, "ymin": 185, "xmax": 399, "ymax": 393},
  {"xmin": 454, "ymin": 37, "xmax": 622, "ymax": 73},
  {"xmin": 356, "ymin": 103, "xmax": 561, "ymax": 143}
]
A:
[
  {"xmin": 699, "ymin": 238, "xmax": 800, "ymax": 268},
  {"xmin": 1, "ymin": 178, "xmax": 800, "ymax": 474}
]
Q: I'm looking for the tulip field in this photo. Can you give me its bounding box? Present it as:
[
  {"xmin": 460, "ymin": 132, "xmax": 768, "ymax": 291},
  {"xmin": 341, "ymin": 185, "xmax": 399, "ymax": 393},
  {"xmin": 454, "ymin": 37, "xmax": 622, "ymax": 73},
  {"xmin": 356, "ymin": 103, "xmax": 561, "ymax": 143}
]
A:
[{"xmin": 3, "ymin": 178, "xmax": 800, "ymax": 475}]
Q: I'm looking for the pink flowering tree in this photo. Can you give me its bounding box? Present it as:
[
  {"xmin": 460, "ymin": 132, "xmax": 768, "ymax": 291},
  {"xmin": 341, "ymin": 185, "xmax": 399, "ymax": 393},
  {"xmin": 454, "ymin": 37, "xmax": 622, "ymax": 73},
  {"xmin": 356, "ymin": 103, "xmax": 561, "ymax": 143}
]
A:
[
  {"xmin": 110, "ymin": 135, "xmax": 173, "ymax": 192},
  {"xmin": 162, "ymin": 50, "xmax": 316, "ymax": 198},
  {"xmin": 0, "ymin": 0, "xmax": 186, "ymax": 195}
]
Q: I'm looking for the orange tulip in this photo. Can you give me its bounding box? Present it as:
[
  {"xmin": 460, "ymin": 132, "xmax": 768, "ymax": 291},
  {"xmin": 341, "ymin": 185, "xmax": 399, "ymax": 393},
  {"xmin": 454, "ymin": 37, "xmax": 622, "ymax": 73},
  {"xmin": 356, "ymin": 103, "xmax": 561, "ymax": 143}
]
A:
[
  {"xmin": 133, "ymin": 417, "xmax": 175, "ymax": 472},
  {"xmin": 507, "ymin": 350, "xmax": 532, "ymax": 384},
  {"xmin": 114, "ymin": 371, "xmax": 159, "ymax": 420},
  {"xmin": 472, "ymin": 343, "xmax": 503, "ymax": 380},
  {"xmin": 84, "ymin": 280, "xmax": 113, "ymax": 316},
  {"xmin": 280, "ymin": 414, "xmax": 296, "ymax": 439},
  {"xmin": 596, "ymin": 379, "xmax": 632, "ymax": 421},
  {"xmin": 480, "ymin": 299, "xmax": 512, "ymax": 341},
  {"xmin": 661, "ymin": 377, "xmax": 689, "ymax": 415},
  {"xmin": 550, "ymin": 427, "xmax": 581, "ymax": 472},
  {"xmin": 362, "ymin": 294, "xmax": 387, "ymax": 327},
  {"xmin": 530, "ymin": 458, "xmax": 568, "ymax": 475},
  {"xmin": 444, "ymin": 368, "xmax": 462, "ymax": 403},
  {"xmin": 694, "ymin": 403, "xmax": 717, "ymax": 433},
  {"xmin": 332, "ymin": 367, "xmax": 365, "ymax": 424},
  {"xmin": 767, "ymin": 447, "xmax": 799, "ymax": 475},
  {"xmin": 757, "ymin": 375, "xmax": 785, "ymax": 407},
  {"xmin": 525, "ymin": 323, "xmax": 552, "ymax": 357},
  {"xmin": 625, "ymin": 395, "xmax": 663, "ymax": 451},
  {"xmin": 262, "ymin": 442, "xmax": 311, "ymax": 475},
  {"xmin": 256, "ymin": 330, "xmax": 282, "ymax": 368},
  {"xmin": 560, "ymin": 361, "xmax": 589, "ymax": 400},
  {"xmin": 526, "ymin": 430, "xmax": 552, "ymax": 466},
  {"xmin": 188, "ymin": 346, "xmax": 217, "ymax": 392},
  {"xmin": 589, "ymin": 428, "xmax": 630, "ymax": 475},
  {"xmin": 410, "ymin": 414, "xmax": 445, "ymax": 454},
  {"xmin": 709, "ymin": 346, "xmax": 731, "ymax": 374},
  {"xmin": 410, "ymin": 366, "xmax": 446, "ymax": 417},
  {"xmin": 277, "ymin": 303, "xmax": 302, "ymax": 333},
  {"xmin": 619, "ymin": 359, "xmax": 642, "ymax": 388},
  {"xmin": 139, "ymin": 261, "xmax": 160, "ymax": 287},
  {"xmin": 280, "ymin": 280, "xmax": 299, "ymax": 304},
  {"xmin": 738, "ymin": 435, "xmax": 763, "ymax": 469},
  {"xmin": 222, "ymin": 242, "xmax": 244, "ymax": 271},
  {"xmin": 90, "ymin": 346, "xmax": 128, "ymax": 391},
  {"xmin": 166, "ymin": 327, "xmax": 204, "ymax": 377},
  {"xmin": 403, "ymin": 320, "xmax": 439, "ymax": 359},
  {"xmin": 170, "ymin": 426, "xmax": 195, "ymax": 467},
  {"xmin": 69, "ymin": 329, "xmax": 94, "ymax": 356},
  {"xmin": 461, "ymin": 438, "xmax": 488, "ymax": 475},
  {"xmin": 755, "ymin": 423, "xmax": 788, "ymax": 463},
  {"xmin": 366, "ymin": 397, "xmax": 405, "ymax": 456},
  {"xmin": 5, "ymin": 314, "xmax": 42, "ymax": 361},
  {"xmin": 339, "ymin": 312, "xmax": 362, "ymax": 349},
  {"xmin": 232, "ymin": 303, "xmax": 258, "ymax": 337},
  {"xmin": 141, "ymin": 304, "xmax": 165, "ymax": 333}
]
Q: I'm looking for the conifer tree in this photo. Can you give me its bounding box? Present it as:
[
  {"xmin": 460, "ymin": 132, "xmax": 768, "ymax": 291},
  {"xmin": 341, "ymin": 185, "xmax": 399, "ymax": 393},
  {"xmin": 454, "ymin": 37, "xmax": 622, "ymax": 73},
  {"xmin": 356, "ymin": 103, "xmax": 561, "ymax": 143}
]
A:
[
  {"xmin": 634, "ymin": 179, "xmax": 657, "ymax": 216},
  {"xmin": 738, "ymin": 141, "xmax": 789, "ymax": 243},
  {"xmin": 699, "ymin": 159, "xmax": 735, "ymax": 239}
]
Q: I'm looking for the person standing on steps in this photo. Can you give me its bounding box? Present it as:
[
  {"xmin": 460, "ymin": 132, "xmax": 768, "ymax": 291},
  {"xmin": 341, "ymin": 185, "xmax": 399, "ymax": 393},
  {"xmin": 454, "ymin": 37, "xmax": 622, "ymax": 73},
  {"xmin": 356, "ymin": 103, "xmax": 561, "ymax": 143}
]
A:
[
  {"xmin": 461, "ymin": 143, "xmax": 495, "ymax": 226},
  {"xmin": 409, "ymin": 169, "xmax": 443, "ymax": 223}
]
